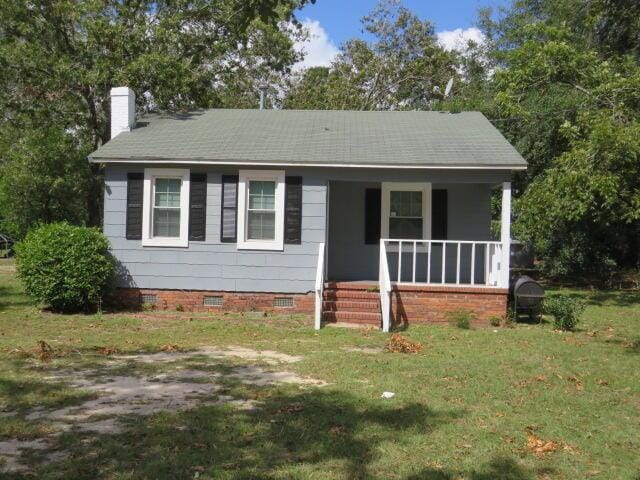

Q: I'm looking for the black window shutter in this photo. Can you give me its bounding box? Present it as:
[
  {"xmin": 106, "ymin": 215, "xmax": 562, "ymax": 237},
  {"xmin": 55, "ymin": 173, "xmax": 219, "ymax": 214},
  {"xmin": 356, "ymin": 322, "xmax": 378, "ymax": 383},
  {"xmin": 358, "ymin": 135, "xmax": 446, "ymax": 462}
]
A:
[
  {"xmin": 364, "ymin": 188, "xmax": 381, "ymax": 244},
  {"xmin": 432, "ymin": 189, "xmax": 448, "ymax": 240},
  {"xmin": 189, "ymin": 173, "xmax": 207, "ymax": 241},
  {"xmin": 284, "ymin": 176, "xmax": 303, "ymax": 244},
  {"xmin": 125, "ymin": 172, "xmax": 144, "ymax": 240},
  {"xmin": 220, "ymin": 175, "xmax": 238, "ymax": 242}
]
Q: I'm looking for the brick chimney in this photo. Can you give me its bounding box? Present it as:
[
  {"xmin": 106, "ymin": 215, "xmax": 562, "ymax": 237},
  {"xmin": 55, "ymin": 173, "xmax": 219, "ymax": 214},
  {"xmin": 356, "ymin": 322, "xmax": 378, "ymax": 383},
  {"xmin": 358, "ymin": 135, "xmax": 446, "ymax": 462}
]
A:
[{"xmin": 110, "ymin": 87, "xmax": 136, "ymax": 139}]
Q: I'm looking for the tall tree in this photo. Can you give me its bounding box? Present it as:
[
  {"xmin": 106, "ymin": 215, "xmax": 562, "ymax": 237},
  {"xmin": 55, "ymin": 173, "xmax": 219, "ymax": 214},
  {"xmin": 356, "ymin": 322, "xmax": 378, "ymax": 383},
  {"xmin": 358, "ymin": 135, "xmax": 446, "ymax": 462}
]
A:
[
  {"xmin": 283, "ymin": 0, "xmax": 460, "ymax": 111},
  {"xmin": 483, "ymin": 6, "xmax": 640, "ymax": 277},
  {"xmin": 0, "ymin": 0, "xmax": 310, "ymax": 237}
]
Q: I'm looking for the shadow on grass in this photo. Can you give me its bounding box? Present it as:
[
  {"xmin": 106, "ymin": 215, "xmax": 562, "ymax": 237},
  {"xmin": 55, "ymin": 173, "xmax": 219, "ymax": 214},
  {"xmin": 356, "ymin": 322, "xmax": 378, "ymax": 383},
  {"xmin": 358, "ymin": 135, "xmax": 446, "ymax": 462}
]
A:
[
  {"xmin": 0, "ymin": 285, "xmax": 34, "ymax": 312},
  {"xmin": 2, "ymin": 389, "xmax": 468, "ymax": 479},
  {"xmin": 0, "ymin": 376, "xmax": 96, "ymax": 412},
  {"xmin": 603, "ymin": 336, "xmax": 640, "ymax": 355},
  {"xmin": 406, "ymin": 455, "xmax": 553, "ymax": 480}
]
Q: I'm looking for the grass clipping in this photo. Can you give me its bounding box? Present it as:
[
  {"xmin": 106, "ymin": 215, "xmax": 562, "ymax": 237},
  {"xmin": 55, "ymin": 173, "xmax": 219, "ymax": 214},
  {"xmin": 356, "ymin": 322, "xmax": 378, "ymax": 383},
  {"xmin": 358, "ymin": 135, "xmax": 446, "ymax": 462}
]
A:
[{"xmin": 385, "ymin": 334, "xmax": 423, "ymax": 354}]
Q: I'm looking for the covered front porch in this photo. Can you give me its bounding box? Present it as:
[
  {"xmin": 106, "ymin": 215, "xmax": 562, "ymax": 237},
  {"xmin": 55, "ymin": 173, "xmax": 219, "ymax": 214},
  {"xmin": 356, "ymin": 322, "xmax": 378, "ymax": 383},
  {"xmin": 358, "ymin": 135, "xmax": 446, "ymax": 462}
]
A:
[{"xmin": 315, "ymin": 177, "xmax": 512, "ymax": 330}]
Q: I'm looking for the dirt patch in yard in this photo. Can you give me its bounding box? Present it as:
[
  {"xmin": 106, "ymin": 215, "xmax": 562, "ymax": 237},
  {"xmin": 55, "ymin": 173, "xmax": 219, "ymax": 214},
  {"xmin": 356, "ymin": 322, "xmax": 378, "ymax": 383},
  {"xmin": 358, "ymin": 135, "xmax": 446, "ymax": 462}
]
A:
[
  {"xmin": 0, "ymin": 346, "xmax": 323, "ymax": 472},
  {"xmin": 117, "ymin": 345, "xmax": 303, "ymax": 365}
]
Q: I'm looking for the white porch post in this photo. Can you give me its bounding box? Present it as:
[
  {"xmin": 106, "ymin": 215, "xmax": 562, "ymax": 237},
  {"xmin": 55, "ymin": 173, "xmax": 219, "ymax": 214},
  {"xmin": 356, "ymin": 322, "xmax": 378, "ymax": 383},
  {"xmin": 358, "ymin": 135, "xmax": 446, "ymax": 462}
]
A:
[{"xmin": 500, "ymin": 182, "xmax": 512, "ymax": 289}]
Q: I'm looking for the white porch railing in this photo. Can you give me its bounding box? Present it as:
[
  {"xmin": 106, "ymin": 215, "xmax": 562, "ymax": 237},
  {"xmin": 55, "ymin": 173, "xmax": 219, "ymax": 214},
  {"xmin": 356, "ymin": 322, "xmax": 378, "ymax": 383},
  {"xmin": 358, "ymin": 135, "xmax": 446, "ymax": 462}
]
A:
[
  {"xmin": 378, "ymin": 240, "xmax": 392, "ymax": 332},
  {"xmin": 380, "ymin": 239, "xmax": 508, "ymax": 288},
  {"xmin": 314, "ymin": 242, "xmax": 326, "ymax": 330}
]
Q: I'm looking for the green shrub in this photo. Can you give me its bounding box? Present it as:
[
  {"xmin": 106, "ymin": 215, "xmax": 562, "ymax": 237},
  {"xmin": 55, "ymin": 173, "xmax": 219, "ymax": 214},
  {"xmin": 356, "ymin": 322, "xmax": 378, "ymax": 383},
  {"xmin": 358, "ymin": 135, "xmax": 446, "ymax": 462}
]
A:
[
  {"xmin": 489, "ymin": 316, "xmax": 502, "ymax": 327},
  {"xmin": 447, "ymin": 309, "xmax": 475, "ymax": 329},
  {"xmin": 15, "ymin": 223, "xmax": 115, "ymax": 312},
  {"xmin": 543, "ymin": 295, "xmax": 586, "ymax": 331}
]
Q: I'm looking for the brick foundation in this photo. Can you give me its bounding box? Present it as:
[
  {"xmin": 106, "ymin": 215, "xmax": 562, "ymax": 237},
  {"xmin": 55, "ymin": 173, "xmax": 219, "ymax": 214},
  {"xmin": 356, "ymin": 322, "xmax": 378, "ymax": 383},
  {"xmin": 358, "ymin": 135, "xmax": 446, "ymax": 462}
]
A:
[
  {"xmin": 114, "ymin": 288, "xmax": 315, "ymax": 314},
  {"xmin": 113, "ymin": 284, "xmax": 508, "ymax": 327},
  {"xmin": 391, "ymin": 284, "xmax": 508, "ymax": 327}
]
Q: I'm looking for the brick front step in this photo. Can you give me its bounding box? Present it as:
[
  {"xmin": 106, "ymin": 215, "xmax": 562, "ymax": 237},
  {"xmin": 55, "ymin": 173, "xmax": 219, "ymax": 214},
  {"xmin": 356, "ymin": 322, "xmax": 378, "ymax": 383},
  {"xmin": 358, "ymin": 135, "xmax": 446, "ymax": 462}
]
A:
[
  {"xmin": 323, "ymin": 289, "xmax": 380, "ymax": 301},
  {"xmin": 325, "ymin": 282, "xmax": 378, "ymax": 290},
  {"xmin": 322, "ymin": 311, "xmax": 382, "ymax": 325},
  {"xmin": 323, "ymin": 300, "xmax": 380, "ymax": 312}
]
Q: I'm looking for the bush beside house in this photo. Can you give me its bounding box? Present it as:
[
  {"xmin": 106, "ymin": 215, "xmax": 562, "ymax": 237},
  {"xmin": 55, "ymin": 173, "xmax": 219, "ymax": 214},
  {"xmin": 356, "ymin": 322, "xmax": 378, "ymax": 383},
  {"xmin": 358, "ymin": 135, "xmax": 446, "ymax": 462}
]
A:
[{"xmin": 15, "ymin": 223, "xmax": 114, "ymax": 312}]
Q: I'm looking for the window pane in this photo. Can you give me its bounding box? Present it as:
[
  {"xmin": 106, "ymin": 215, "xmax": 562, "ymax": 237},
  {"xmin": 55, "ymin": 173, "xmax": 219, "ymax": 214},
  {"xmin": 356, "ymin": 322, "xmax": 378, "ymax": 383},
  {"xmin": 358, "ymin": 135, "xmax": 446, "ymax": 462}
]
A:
[
  {"xmin": 153, "ymin": 208, "xmax": 180, "ymax": 237},
  {"xmin": 389, "ymin": 218, "xmax": 422, "ymax": 239},
  {"xmin": 390, "ymin": 191, "xmax": 422, "ymax": 217},
  {"xmin": 247, "ymin": 211, "xmax": 275, "ymax": 240},
  {"xmin": 155, "ymin": 178, "xmax": 181, "ymax": 207},
  {"xmin": 248, "ymin": 181, "xmax": 276, "ymax": 210}
]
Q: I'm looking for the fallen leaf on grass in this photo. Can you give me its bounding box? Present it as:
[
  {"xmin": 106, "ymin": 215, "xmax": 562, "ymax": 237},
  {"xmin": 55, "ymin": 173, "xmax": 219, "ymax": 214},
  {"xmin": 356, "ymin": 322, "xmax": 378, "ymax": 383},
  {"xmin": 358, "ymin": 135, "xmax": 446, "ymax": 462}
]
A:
[
  {"xmin": 563, "ymin": 337, "xmax": 585, "ymax": 347},
  {"xmin": 37, "ymin": 340, "xmax": 54, "ymax": 362},
  {"xmin": 567, "ymin": 376, "xmax": 584, "ymax": 391},
  {"xmin": 385, "ymin": 334, "xmax": 423, "ymax": 353},
  {"xmin": 95, "ymin": 346, "xmax": 120, "ymax": 356},
  {"xmin": 8, "ymin": 347, "xmax": 32, "ymax": 359},
  {"xmin": 329, "ymin": 425, "xmax": 346, "ymax": 436},
  {"xmin": 159, "ymin": 343, "xmax": 181, "ymax": 352},
  {"xmin": 562, "ymin": 443, "xmax": 580, "ymax": 455},
  {"xmin": 526, "ymin": 430, "xmax": 559, "ymax": 457},
  {"xmin": 622, "ymin": 339, "xmax": 640, "ymax": 350},
  {"xmin": 277, "ymin": 404, "xmax": 304, "ymax": 414},
  {"xmin": 534, "ymin": 374, "xmax": 548, "ymax": 383}
]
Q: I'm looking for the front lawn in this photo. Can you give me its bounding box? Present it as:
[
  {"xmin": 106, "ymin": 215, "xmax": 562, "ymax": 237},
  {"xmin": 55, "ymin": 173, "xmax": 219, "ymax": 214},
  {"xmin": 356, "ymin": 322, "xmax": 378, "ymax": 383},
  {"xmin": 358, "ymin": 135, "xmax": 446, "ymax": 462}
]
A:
[{"xmin": 0, "ymin": 259, "xmax": 638, "ymax": 479}]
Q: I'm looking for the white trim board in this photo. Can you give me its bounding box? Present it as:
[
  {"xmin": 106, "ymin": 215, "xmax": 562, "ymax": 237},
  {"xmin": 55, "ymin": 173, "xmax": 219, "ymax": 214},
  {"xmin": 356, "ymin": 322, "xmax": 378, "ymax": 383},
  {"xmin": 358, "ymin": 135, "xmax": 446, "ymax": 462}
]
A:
[
  {"xmin": 142, "ymin": 168, "xmax": 190, "ymax": 248},
  {"xmin": 381, "ymin": 182, "xmax": 432, "ymax": 240},
  {"xmin": 89, "ymin": 157, "xmax": 527, "ymax": 170},
  {"xmin": 236, "ymin": 169, "xmax": 285, "ymax": 251}
]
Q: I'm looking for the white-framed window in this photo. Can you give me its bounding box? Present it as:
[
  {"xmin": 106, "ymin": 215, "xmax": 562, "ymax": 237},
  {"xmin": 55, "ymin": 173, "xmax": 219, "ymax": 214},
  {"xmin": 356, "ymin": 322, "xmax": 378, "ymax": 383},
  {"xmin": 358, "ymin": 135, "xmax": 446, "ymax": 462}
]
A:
[
  {"xmin": 142, "ymin": 168, "xmax": 190, "ymax": 247},
  {"xmin": 381, "ymin": 182, "xmax": 431, "ymax": 239},
  {"xmin": 237, "ymin": 169, "xmax": 285, "ymax": 250}
]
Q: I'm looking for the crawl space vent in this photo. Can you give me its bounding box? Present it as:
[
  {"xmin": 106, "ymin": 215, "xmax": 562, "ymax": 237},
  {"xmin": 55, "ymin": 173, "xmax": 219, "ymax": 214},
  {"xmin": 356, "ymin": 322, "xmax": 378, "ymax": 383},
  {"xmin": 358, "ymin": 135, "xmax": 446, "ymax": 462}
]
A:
[
  {"xmin": 140, "ymin": 294, "xmax": 157, "ymax": 305},
  {"xmin": 273, "ymin": 297, "xmax": 294, "ymax": 308},
  {"xmin": 203, "ymin": 296, "xmax": 223, "ymax": 307}
]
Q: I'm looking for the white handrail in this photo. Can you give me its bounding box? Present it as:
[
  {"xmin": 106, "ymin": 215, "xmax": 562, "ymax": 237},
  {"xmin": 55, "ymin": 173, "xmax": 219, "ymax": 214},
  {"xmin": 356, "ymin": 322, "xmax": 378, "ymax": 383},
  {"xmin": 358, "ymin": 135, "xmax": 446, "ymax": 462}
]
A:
[
  {"xmin": 379, "ymin": 239, "xmax": 392, "ymax": 332},
  {"xmin": 314, "ymin": 242, "xmax": 325, "ymax": 330},
  {"xmin": 381, "ymin": 239, "xmax": 505, "ymax": 288}
]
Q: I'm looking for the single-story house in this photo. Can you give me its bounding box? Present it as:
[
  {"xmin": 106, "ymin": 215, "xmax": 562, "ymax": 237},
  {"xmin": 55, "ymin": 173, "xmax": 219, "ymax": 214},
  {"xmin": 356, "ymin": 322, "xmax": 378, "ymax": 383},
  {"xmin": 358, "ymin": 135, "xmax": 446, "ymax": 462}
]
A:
[{"xmin": 89, "ymin": 87, "xmax": 527, "ymax": 331}]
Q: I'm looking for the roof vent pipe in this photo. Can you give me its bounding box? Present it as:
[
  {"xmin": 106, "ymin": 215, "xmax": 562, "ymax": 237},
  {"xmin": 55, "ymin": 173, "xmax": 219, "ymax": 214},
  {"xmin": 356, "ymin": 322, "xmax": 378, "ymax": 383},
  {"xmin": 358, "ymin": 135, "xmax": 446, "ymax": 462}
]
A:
[{"xmin": 258, "ymin": 84, "xmax": 268, "ymax": 110}]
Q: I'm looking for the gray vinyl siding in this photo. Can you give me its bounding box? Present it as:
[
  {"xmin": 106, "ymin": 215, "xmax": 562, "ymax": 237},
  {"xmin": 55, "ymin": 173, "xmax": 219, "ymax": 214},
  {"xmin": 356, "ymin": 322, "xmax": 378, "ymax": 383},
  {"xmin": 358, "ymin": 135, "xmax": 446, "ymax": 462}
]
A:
[
  {"xmin": 105, "ymin": 165, "xmax": 326, "ymax": 293},
  {"xmin": 104, "ymin": 164, "xmax": 508, "ymax": 292}
]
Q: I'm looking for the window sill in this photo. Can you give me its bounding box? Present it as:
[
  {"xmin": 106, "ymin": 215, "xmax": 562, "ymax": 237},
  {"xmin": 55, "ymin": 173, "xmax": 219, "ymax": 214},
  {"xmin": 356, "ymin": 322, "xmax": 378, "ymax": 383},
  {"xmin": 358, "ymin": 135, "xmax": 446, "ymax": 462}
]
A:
[
  {"xmin": 142, "ymin": 238, "xmax": 189, "ymax": 248},
  {"xmin": 237, "ymin": 239, "xmax": 283, "ymax": 251}
]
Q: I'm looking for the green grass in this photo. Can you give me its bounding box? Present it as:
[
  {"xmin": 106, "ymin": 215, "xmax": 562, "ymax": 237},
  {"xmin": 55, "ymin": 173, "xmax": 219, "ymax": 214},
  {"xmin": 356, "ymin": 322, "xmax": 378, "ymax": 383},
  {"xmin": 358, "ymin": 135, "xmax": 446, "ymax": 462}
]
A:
[{"xmin": 1, "ymin": 258, "xmax": 639, "ymax": 479}]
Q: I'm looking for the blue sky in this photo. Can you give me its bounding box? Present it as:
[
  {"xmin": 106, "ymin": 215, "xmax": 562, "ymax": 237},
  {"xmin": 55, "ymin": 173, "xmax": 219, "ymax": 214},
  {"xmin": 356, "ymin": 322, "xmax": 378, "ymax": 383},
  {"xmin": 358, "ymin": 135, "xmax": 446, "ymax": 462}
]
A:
[{"xmin": 293, "ymin": 0, "xmax": 508, "ymax": 68}]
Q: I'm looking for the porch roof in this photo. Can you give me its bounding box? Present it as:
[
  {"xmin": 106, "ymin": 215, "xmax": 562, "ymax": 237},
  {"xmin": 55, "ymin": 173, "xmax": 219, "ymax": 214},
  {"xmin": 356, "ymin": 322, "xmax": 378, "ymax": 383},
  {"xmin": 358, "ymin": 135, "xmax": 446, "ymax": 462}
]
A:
[{"xmin": 89, "ymin": 109, "xmax": 527, "ymax": 170}]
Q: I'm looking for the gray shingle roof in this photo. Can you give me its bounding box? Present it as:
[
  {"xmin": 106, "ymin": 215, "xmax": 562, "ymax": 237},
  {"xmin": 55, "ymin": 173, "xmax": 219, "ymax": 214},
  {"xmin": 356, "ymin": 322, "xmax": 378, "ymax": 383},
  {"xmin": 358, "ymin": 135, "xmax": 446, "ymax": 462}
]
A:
[{"xmin": 89, "ymin": 109, "xmax": 527, "ymax": 169}]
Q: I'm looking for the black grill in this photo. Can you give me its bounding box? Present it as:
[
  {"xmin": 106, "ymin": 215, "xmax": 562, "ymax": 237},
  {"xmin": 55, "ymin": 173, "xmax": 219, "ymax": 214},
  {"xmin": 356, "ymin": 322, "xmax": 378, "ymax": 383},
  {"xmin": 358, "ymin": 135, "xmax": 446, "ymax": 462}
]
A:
[{"xmin": 510, "ymin": 275, "xmax": 544, "ymax": 319}]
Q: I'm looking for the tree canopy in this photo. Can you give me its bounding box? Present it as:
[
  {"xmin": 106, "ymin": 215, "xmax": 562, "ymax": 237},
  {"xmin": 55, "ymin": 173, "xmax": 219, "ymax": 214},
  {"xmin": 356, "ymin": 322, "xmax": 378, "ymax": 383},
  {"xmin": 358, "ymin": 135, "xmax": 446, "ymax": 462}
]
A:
[{"xmin": 0, "ymin": 0, "xmax": 311, "ymax": 236}]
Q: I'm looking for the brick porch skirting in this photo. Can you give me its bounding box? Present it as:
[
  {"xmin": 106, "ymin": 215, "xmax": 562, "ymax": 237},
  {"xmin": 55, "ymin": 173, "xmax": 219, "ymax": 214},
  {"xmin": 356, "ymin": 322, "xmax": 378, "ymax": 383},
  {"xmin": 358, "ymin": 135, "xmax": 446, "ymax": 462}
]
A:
[
  {"xmin": 113, "ymin": 288, "xmax": 315, "ymax": 314},
  {"xmin": 114, "ymin": 285, "xmax": 508, "ymax": 327},
  {"xmin": 391, "ymin": 285, "xmax": 509, "ymax": 327}
]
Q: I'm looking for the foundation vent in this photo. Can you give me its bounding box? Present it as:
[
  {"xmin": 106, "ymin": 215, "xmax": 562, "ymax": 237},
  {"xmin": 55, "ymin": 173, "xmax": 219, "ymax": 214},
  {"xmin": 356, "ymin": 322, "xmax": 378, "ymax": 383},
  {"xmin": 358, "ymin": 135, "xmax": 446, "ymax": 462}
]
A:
[
  {"xmin": 140, "ymin": 294, "xmax": 157, "ymax": 305},
  {"xmin": 273, "ymin": 297, "xmax": 294, "ymax": 308},
  {"xmin": 203, "ymin": 296, "xmax": 224, "ymax": 307}
]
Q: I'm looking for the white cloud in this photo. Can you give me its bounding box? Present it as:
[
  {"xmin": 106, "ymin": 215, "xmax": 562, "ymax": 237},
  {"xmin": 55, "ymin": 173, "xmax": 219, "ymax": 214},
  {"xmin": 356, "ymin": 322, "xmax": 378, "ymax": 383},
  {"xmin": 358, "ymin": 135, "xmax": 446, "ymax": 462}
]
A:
[
  {"xmin": 293, "ymin": 18, "xmax": 339, "ymax": 70},
  {"xmin": 437, "ymin": 27, "xmax": 485, "ymax": 52}
]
